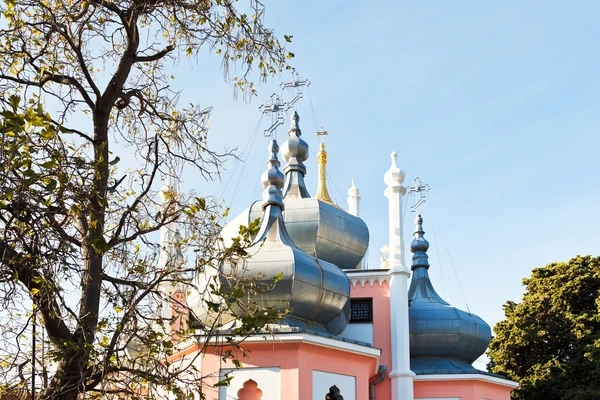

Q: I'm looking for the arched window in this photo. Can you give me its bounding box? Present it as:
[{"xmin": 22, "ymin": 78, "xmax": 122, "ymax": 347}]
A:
[
  {"xmin": 237, "ymin": 379, "xmax": 263, "ymax": 400},
  {"xmin": 325, "ymin": 385, "xmax": 344, "ymax": 400}
]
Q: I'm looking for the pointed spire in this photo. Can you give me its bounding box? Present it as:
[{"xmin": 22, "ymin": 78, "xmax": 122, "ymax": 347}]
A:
[
  {"xmin": 316, "ymin": 143, "xmax": 335, "ymax": 205},
  {"xmin": 281, "ymin": 111, "xmax": 310, "ymax": 199},
  {"xmin": 348, "ymin": 178, "xmax": 359, "ymax": 197},
  {"xmin": 289, "ymin": 110, "xmax": 301, "ymax": 134},
  {"xmin": 347, "ymin": 178, "xmax": 360, "ymax": 217},
  {"xmin": 261, "ymin": 139, "xmax": 285, "ymax": 209},
  {"xmin": 410, "ymin": 214, "xmax": 430, "ymax": 270}
]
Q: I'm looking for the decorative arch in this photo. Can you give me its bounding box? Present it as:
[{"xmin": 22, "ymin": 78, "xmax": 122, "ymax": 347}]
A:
[
  {"xmin": 237, "ymin": 379, "xmax": 263, "ymax": 400},
  {"xmin": 325, "ymin": 385, "xmax": 344, "ymax": 400}
]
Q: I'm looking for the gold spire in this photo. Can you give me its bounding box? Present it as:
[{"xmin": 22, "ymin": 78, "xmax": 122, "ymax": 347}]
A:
[{"xmin": 316, "ymin": 143, "xmax": 335, "ymax": 205}]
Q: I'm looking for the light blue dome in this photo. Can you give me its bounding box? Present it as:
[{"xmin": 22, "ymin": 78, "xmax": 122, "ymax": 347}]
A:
[{"xmin": 408, "ymin": 215, "xmax": 491, "ymax": 374}]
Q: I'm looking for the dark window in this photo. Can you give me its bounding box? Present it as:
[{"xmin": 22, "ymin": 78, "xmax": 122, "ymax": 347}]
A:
[
  {"xmin": 350, "ymin": 298, "xmax": 373, "ymax": 323},
  {"xmin": 325, "ymin": 385, "xmax": 344, "ymax": 400}
]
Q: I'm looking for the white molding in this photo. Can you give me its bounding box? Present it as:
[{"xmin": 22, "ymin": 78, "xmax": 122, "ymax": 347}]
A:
[
  {"xmin": 414, "ymin": 374, "xmax": 519, "ymax": 389},
  {"xmin": 176, "ymin": 332, "xmax": 381, "ymax": 361},
  {"xmin": 345, "ymin": 270, "xmax": 390, "ymax": 289}
]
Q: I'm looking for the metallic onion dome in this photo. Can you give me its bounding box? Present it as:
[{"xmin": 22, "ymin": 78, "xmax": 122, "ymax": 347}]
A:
[
  {"xmin": 221, "ymin": 111, "xmax": 369, "ymax": 270},
  {"xmin": 221, "ymin": 139, "xmax": 351, "ymax": 335},
  {"xmin": 408, "ymin": 214, "xmax": 492, "ymax": 374},
  {"xmin": 279, "ymin": 112, "xmax": 369, "ymax": 270},
  {"xmin": 280, "ymin": 111, "xmax": 310, "ymax": 199}
]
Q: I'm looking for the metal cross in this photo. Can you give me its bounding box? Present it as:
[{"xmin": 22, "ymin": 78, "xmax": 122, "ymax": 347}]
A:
[
  {"xmin": 408, "ymin": 177, "xmax": 430, "ymax": 213},
  {"xmin": 259, "ymin": 93, "xmax": 288, "ymax": 138},
  {"xmin": 280, "ymin": 68, "xmax": 311, "ymax": 107},
  {"xmin": 316, "ymin": 127, "xmax": 329, "ymax": 143}
]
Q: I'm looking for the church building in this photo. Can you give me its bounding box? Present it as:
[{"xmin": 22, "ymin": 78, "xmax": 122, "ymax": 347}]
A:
[{"xmin": 157, "ymin": 109, "xmax": 518, "ymax": 400}]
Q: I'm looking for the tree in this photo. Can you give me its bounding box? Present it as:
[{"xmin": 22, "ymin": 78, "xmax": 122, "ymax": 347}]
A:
[
  {"xmin": 488, "ymin": 255, "xmax": 600, "ymax": 400},
  {"xmin": 0, "ymin": 0, "xmax": 292, "ymax": 398}
]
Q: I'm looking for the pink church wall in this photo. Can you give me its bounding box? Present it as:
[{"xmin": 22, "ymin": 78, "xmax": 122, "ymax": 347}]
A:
[
  {"xmin": 351, "ymin": 279, "xmax": 391, "ymax": 399},
  {"xmin": 171, "ymin": 340, "xmax": 377, "ymax": 400},
  {"xmin": 414, "ymin": 378, "xmax": 514, "ymax": 400}
]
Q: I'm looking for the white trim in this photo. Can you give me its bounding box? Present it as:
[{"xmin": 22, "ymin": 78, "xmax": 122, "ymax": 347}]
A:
[
  {"xmin": 414, "ymin": 374, "xmax": 519, "ymax": 389},
  {"xmin": 345, "ymin": 270, "xmax": 390, "ymax": 288},
  {"xmin": 238, "ymin": 333, "xmax": 381, "ymax": 359},
  {"xmin": 178, "ymin": 332, "xmax": 381, "ymax": 360}
]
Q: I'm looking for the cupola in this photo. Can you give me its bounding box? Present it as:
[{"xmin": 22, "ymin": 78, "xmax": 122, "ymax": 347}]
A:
[
  {"xmin": 221, "ymin": 111, "xmax": 369, "ymax": 270},
  {"xmin": 408, "ymin": 214, "xmax": 492, "ymax": 374},
  {"xmin": 219, "ymin": 139, "xmax": 351, "ymax": 334}
]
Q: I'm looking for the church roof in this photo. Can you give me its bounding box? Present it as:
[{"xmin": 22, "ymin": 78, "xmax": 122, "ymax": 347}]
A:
[{"xmin": 220, "ymin": 139, "xmax": 352, "ymax": 335}]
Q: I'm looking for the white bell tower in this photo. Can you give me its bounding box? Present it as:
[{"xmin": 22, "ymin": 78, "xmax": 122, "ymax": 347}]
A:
[{"xmin": 384, "ymin": 151, "xmax": 415, "ymax": 400}]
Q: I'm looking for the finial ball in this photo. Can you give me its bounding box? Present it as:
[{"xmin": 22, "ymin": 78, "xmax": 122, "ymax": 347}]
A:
[
  {"xmin": 383, "ymin": 150, "xmax": 406, "ymax": 185},
  {"xmin": 281, "ymin": 111, "xmax": 308, "ymax": 163}
]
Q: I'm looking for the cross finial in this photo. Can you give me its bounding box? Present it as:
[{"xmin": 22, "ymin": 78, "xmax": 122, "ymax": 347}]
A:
[
  {"xmin": 280, "ymin": 68, "xmax": 311, "ymax": 92},
  {"xmin": 280, "ymin": 68, "xmax": 311, "ymax": 109},
  {"xmin": 259, "ymin": 93, "xmax": 291, "ymax": 138},
  {"xmin": 408, "ymin": 177, "xmax": 430, "ymax": 213},
  {"xmin": 316, "ymin": 127, "xmax": 328, "ymax": 143}
]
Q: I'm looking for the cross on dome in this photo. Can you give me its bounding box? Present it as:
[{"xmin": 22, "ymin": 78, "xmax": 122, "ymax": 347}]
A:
[
  {"xmin": 408, "ymin": 177, "xmax": 430, "ymax": 214},
  {"xmin": 259, "ymin": 93, "xmax": 289, "ymax": 138},
  {"xmin": 280, "ymin": 68, "xmax": 311, "ymax": 105}
]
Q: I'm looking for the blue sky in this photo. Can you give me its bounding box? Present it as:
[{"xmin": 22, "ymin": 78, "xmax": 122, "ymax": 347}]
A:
[{"xmin": 163, "ymin": 0, "xmax": 600, "ymax": 359}]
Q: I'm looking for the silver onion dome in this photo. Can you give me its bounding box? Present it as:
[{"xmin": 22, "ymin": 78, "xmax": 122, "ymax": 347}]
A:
[
  {"xmin": 279, "ymin": 112, "xmax": 369, "ymax": 269},
  {"xmin": 280, "ymin": 111, "xmax": 310, "ymax": 199},
  {"xmin": 408, "ymin": 214, "xmax": 492, "ymax": 374},
  {"xmin": 221, "ymin": 139, "xmax": 351, "ymax": 335},
  {"xmin": 220, "ymin": 111, "xmax": 369, "ymax": 270}
]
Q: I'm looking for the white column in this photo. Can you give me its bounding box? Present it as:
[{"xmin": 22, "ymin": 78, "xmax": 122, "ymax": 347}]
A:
[
  {"xmin": 383, "ymin": 151, "xmax": 415, "ymax": 400},
  {"xmin": 347, "ymin": 179, "xmax": 367, "ymax": 269}
]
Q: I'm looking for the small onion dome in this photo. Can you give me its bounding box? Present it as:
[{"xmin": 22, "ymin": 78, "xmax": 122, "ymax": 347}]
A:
[
  {"xmin": 408, "ymin": 215, "xmax": 492, "ymax": 374},
  {"xmin": 218, "ymin": 139, "xmax": 351, "ymax": 335},
  {"xmin": 280, "ymin": 113, "xmax": 368, "ymax": 269},
  {"xmin": 280, "ymin": 111, "xmax": 310, "ymax": 199},
  {"xmin": 383, "ymin": 151, "xmax": 406, "ymax": 187}
]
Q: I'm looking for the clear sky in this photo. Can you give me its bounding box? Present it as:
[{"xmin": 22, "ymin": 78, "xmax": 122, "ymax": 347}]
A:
[{"xmin": 159, "ymin": 0, "xmax": 600, "ymax": 366}]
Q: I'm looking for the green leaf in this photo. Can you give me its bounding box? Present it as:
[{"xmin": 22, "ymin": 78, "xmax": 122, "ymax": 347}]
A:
[
  {"xmin": 8, "ymin": 95, "xmax": 20, "ymax": 111},
  {"xmin": 45, "ymin": 178, "xmax": 57, "ymax": 191}
]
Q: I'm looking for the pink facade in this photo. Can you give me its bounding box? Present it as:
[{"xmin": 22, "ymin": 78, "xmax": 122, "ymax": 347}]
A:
[
  {"xmin": 414, "ymin": 377, "xmax": 515, "ymax": 400},
  {"xmin": 171, "ymin": 339, "xmax": 379, "ymax": 400},
  {"xmin": 165, "ymin": 274, "xmax": 517, "ymax": 400},
  {"xmin": 351, "ymin": 279, "xmax": 392, "ymax": 399}
]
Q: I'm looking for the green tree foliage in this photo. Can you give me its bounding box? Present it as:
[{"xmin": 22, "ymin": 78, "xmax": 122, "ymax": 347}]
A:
[
  {"xmin": 488, "ymin": 255, "xmax": 600, "ymax": 400},
  {"xmin": 0, "ymin": 0, "xmax": 292, "ymax": 398}
]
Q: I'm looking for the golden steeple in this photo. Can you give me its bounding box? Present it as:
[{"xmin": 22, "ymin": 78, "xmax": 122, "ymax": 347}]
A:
[{"xmin": 316, "ymin": 142, "xmax": 335, "ymax": 205}]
